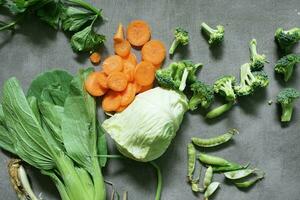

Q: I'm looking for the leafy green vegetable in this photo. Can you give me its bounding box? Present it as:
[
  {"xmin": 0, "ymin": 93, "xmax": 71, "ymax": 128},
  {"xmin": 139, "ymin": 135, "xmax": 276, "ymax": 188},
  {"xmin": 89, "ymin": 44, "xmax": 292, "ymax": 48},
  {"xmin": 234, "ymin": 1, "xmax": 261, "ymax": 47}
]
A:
[
  {"xmin": 102, "ymin": 87, "xmax": 188, "ymax": 162},
  {"xmin": 0, "ymin": 68, "xmax": 107, "ymax": 200}
]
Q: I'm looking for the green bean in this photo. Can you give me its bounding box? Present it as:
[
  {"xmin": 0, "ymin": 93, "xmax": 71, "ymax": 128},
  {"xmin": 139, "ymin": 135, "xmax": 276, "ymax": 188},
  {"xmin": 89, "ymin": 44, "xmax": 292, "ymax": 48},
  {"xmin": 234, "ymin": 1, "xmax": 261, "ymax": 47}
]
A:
[
  {"xmin": 203, "ymin": 166, "xmax": 213, "ymax": 189},
  {"xmin": 224, "ymin": 168, "xmax": 256, "ymax": 180},
  {"xmin": 234, "ymin": 173, "xmax": 265, "ymax": 188},
  {"xmin": 191, "ymin": 180, "xmax": 204, "ymax": 193},
  {"xmin": 204, "ymin": 182, "xmax": 220, "ymax": 200},
  {"xmin": 187, "ymin": 143, "xmax": 196, "ymax": 182},
  {"xmin": 192, "ymin": 129, "xmax": 238, "ymax": 148},
  {"xmin": 198, "ymin": 153, "xmax": 231, "ymax": 166},
  {"xmin": 212, "ymin": 163, "xmax": 249, "ymax": 173}
]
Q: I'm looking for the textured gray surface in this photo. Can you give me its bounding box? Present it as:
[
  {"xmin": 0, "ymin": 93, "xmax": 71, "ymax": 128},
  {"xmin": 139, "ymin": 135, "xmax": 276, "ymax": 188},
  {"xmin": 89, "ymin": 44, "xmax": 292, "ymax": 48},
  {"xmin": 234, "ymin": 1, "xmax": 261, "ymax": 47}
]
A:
[{"xmin": 1, "ymin": 0, "xmax": 300, "ymax": 199}]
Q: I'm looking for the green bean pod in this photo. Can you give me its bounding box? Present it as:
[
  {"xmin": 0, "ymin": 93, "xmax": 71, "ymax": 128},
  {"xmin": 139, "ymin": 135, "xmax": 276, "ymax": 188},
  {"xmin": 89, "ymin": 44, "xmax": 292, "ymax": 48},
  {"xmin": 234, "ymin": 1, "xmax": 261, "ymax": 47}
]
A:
[
  {"xmin": 187, "ymin": 143, "xmax": 196, "ymax": 181},
  {"xmin": 212, "ymin": 162, "xmax": 248, "ymax": 173},
  {"xmin": 192, "ymin": 129, "xmax": 238, "ymax": 148},
  {"xmin": 204, "ymin": 182, "xmax": 220, "ymax": 200},
  {"xmin": 198, "ymin": 153, "xmax": 231, "ymax": 166},
  {"xmin": 224, "ymin": 168, "xmax": 256, "ymax": 180},
  {"xmin": 234, "ymin": 173, "xmax": 264, "ymax": 188},
  {"xmin": 203, "ymin": 166, "xmax": 213, "ymax": 189}
]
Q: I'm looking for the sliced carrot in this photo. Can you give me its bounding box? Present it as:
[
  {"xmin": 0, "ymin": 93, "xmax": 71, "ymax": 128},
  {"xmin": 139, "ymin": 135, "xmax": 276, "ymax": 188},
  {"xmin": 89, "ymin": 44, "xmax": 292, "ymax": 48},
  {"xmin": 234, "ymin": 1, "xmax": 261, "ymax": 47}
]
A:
[
  {"xmin": 139, "ymin": 83, "xmax": 153, "ymax": 93},
  {"xmin": 102, "ymin": 90, "xmax": 122, "ymax": 112},
  {"xmin": 127, "ymin": 20, "xmax": 151, "ymax": 47},
  {"xmin": 123, "ymin": 52, "xmax": 137, "ymax": 66},
  {"xmin": 107, "ymin": 71, "xmax": 128, "ymax": 92},
  {"xmin": 89, "ymin": 52, "xmax": 101, "ymax": 65},
  {"xmin": 134, "ymin": 81, "xmax": 142, "ymax": 93},
  {"xmin": 95, "ymin": 71, "xmax": 108, "ymax": 89},
  {"xmin": 114, "ymin": 40, "xmax": 131, "ymax": 57},
  {"xmin": 141, "ymin": 40, "xmax": 166, "ymax": 65},
  {"xmin": 134, "ymin": 61, "xmax": 155, "ymax": 86},
  {"xmin": 120, "ymin": 83, "xmax": 136, "ymax": 106},
  {"xmin": 102, "ymin": 55, "xmax": 123, "ymax": 75},
  {"xmin": 153, "ymin": 62, "xmax": 162, "ymax": 69},
  {"xmin": 113, "ymin": 23, "xmax": 124, "ymax": 43},
  {"xmin": 85, "ymin": 72, "xmax": 107, "ymax": 96},
  {"xmin": 123, "ymin": 60, "xmax": 135, "ymax": 82},
  {"xmin": 116, "ymin": 105, "xmax": 127, "ymax": 112}
]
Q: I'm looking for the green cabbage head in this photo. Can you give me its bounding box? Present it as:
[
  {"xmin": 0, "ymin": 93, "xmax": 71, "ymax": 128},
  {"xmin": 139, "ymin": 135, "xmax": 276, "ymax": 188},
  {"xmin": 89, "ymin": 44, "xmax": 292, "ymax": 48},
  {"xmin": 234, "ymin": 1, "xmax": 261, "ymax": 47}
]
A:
[{"xmin": 102, "ymin": 87, "xmax": 188, "ymax": 162}]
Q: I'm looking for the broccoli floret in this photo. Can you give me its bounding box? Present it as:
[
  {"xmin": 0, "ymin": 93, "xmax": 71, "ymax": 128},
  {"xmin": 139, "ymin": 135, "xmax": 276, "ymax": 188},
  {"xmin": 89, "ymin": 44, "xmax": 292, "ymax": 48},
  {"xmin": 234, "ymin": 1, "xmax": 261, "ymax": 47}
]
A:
[
  {"xmin": 249, "ymin": 39, "xmax": 268, "ymax": 71},
  {"xmin": 169, "ymin": 27, "xmax": 189, "ymax": 55},
  {"xmin": 156, "ymin": 60, "xmax": 202, "ymax": 91},
  {"xmin": 275, "ymin": 27, "xmax": 300, "ymax": 52},
  {"xmin": 201, "ymin": 22, "xmax": 224, "ymax": 45},
  {"xmin": 189, "ymin": 81, "xmax": 214, "ymax": 111},
  {"xmin": 234, "ymin": 63, "xmax": 255, "ymax": 96},
  {"xmin": 274, "ymin": 54, "xmax": 300, "ymax": 82},
  {"xmin": 253, "ymin": 71, "xmax": 269, "ymax": 88},
  {"xmin": 276, "ymin": 88, "xmax": 300, "ymax": 122},
  {"xmin": 213, "ymin": 75, "xmax": 236, "ymax": 101}
]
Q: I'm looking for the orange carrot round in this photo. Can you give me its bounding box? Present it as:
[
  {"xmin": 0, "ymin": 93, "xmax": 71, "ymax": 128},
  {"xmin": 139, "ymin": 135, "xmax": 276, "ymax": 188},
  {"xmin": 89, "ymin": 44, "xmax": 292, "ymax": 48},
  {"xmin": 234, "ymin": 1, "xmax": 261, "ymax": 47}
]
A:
[
  {"xmin": 114, "ymin": 40, "xmax": 131, "ymax": 57},
  {"xmin": 141, "ymin": 40, "xmax": 166, "ymax": 65},
  {"xmin": 90, "ymin": 52, "xmax": 101, "ymax": 65},
  {"xmin": 134, "ymin": 81, "xmax": 142, "ymax": 93},
  {"xmin": 127, "ymin": 20, "xmax": 151, "ymax": 47},
  {"xmin": 102, "ymin": 55, "xmax": 123, "ymax": 75},
  {"xmin": 95, "ymin": 71, "xmax": 108, "ymax": 89},
  {"xmin": 107, "ymin": 71, "xmax": 128, "ymax": 92},
  {"xmin": 113, "ymin": 23, "xmax": 124, "ymax": 43},
  {"xmin": 120, "ymin": 83, "xmax": 136, "ymax": 106},
  {"xmin": 85, "ymin": 72, "xmax": 107, "ymax": 96},
  {"xmin": 123, "ymin": 52, "xmax": 137, "ymax": 66},
  {"xmin": 116, "ymin": 105, "xmax": 127, "ymax": 112},
  {"xmin": 139, "ymin": 83, "xmax": 153, "ymax": 93},
  {"xmin": 123, "ymin": 60, "xmax": 135, "ymax": 82},
  {"xmin": 134, "ymin": 61, "xmax": 155, "ymax": 86},
  {"xmin": 102, "ymin": 90, "xmax": 122, "ymax": 112}
]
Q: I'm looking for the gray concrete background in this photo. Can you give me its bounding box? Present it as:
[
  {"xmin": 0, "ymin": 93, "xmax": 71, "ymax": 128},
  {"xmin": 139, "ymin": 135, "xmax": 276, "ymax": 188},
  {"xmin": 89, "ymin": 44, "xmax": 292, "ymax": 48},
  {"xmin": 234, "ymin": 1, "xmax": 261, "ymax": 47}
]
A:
[{"xmin": 1, "ymin": 0, "xmax": 300, "ymax": 199}]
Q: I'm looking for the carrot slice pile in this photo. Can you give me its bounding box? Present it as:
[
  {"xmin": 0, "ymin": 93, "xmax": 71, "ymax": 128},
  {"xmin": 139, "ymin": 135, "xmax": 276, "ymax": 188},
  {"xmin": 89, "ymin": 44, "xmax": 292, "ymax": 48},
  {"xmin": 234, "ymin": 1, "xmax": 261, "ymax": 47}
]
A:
[
  {"xmin": 123, "ymin": 52, "xmax": 137, "ymax": 66},
  {"xmin": 107, "ymin": 72, "xmax": 128, "ymax": 92},
  {"xmin": 134, "ymin": 61, "xmax": 155, "ymax": 86},
  {"xmin": 127, "ymin": 20, "xmax": 151, "ymax": 46},
  {"xmin": 120, "ymin": 83, "xmax": 136, "ymax": 106},
  {"xmin": 114, "ymin": 40, "xmax": 131, "ymax": 57},
  {"xmin": 141, "ymin": 40, "xmax": 166, "ymax": 65},
  {"xmin": 102, "ymin": 90, "xmax": 122, "ymax": 112},
  {"xmin": 103, "ymin": 55, "xmax": 123, "ymax": 75},
  {"xmin": 123, "ymin": 60, "xmax": 135, "ymax": 82},
  {"xmin": 113, "ymin": 23, "xmax": 124, "ymax": 43},
  {"xmin": 85, "ymin": 72, "xmax": 107, "ymax": 96}
]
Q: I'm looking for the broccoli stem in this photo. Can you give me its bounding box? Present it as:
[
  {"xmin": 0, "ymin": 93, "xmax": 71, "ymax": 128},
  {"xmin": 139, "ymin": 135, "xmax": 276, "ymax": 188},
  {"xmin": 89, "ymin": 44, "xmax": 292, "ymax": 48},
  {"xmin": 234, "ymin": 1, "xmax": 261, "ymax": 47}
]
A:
[
  {"xmin": 179, "ymin": 68, "xmax": 189, "ymax": 91},
  {"xmin": 249, "ymin": 40, "xmax": 258, "ymax": 59},
  {"xmin": 169, "ymin": 39, "xmax": 180, "ymax": 55},
  {"xmin": 206, "ymin": 101, "xmax": 234, "ymax": 119},
  {"xmin": 201, "ymin": 22, "xmax": 215, "ymax": 35},
  {"xmin": 281, "ymin": 104, "xmax": 293, "ymax": 122}
]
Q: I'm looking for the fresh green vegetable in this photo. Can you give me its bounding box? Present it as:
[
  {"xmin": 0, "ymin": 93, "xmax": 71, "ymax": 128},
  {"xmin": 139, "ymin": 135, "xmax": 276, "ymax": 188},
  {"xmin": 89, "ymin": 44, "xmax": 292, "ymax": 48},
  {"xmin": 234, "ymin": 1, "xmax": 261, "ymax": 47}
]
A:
[
  {"xmin": 253, "ymin": 71, "xmax": 269, "ymax": 88},
  {"xmin": 191, "ymin": 129, "xmax": 238, "ymax": 148},
  {"xmin": 203, "ymin": 166, "xmax": 213, "ymax": 189},
  {"xmin": 187, "ymin": 143, "xmax": 196, "ymax": 182},
  {"xmin": 201, "ymin": 22, "xmax": 224, "ymax": 45},
  {"xmin": 0, "ymin": 69, "xmax": 107, "ymax": 200},
  {"xmin": 189, "ymin": 80, "xmax": 214, "ymax": 111},
  {"xmin": 169, "ymin": 27, "xmax": 189, "ymax": 55},
  {"xmin": 274, "ymin": 54, "xmax": 300, "ymax": 82},
  {"xmin": 224, "ymin": 169, "xmax": 256, "ymax": 180},
  {"xmin": 102, "ymin": 87, "xmax": 188, "ymax": 162},
  {"xmin": 204, "ymin": 182, "xmax": 220, "ymax": 200},
  {"xmin": 275, "ymin": 27, "xmax": 300, "ymax": 52},
  {"xmin": 0, "ymin": 0, "xmax": 106, "ymax": 52},
  {"xmin": 249, "ymin": 39, "xmax": 268, "ymax": 71},
  {"xmin": 234, "ymin": 63, "xmax": 256, "ymax": 96},
  {"xmin": 206, "ymin": 75, "xmax": 236, "ymax": 118},
  {"xmin": 276, "ymin": 88, "xmax": 300, "ymax": 122},
  {"xmin": 233, "ymin": 173, "xmax": 265, "ymax": 188},
  {"xmin": 156, "ymin": 60, "xmax": 202, "ymax": 91},
  {"xmin": 150, "ymin": 162, "xmax": 162, "ymax": 200},
  {"xmin": 212, "ymin": 163, "xmax": 249, "ymax": 173},
  {"xmin": 198, "ymin": 153, "xmax": 231, "ymax": 166}
]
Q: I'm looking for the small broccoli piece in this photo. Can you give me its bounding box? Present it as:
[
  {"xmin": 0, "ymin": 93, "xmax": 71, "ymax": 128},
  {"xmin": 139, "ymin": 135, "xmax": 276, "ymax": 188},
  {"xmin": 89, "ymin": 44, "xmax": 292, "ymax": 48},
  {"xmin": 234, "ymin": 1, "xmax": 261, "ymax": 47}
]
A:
[
  {"xmin": 213, "ymin": 75, "xmax": 236, "ymax": 101},
  {"xmin": 253, "ymin": 71, "xmax": 269, "ymax": 88},
  {"xmin": 274, "ymin": 54, "xmax": 300, "ymax": 82},
  {"xmin": 275, "ymin": 27, "xmax": 300, "ymax": 52},
  {"xmin": 249, "ymin": 39, "xmax": 268, "ymax": 71},
  {"xmin": 276, "ymin": 88, "xmax": 300, "ymax": 122},
  {"xmin": 156, "ymin": 60, "xmax": 202, "ymax": 91},
  {"xmin": 234, "ymin": 63, "xmax": 255, "ymax": 96},
  {"xmin": 189, "ymin": 81, "xmax": 214, "ymax": 111},
  {"xmin": 201, "ymin": 22, "xmax": 224, "ymax": 45},
  {"xmin": 169, "ymin": 27, "xmax": 189, "ymax": 55}
]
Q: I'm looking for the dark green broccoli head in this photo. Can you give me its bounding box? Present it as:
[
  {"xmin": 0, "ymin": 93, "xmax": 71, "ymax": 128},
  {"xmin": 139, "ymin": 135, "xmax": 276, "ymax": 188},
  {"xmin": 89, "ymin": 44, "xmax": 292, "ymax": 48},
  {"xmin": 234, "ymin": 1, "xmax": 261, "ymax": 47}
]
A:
[
  {"xmin": 189, "ymin": 81, "xmax": 214, "ymax": 110},
  {"xmin": 274, "ymin": 54, "xmax": 300, "ymax": 82},
  {"xmin": 253, "ymin": 71, "xmax": 269, "ymax": 88},
  {"xmin": 156, "ymin": 60, "xmax": 201, "ymax": 91},
  {"xmin": 201, "ymin": 22, "xmax": 224, "ymax": 45},
  {"xmin": 275, "ymin": 27, "xmax": 300, "ymax": 52},
  {"xmin": 169, "ymin": 27, "xmax": 189, "ymax": 55},
  {"xmin": 276, "ymin": 88, "xmax": 300, "ymax": 122},
  {"xmin": 234, "ymin": 63, "xmax": 255, "ymax": 96},
  {"xmin": 213, "ymin": 75, "xmax": 236, "ymax": 101},
  {"xmin": 249, "ymin": 39, "xmax": 268, "ymax": 71}
]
